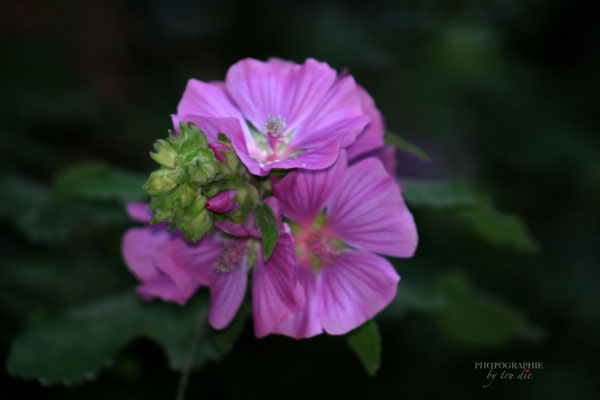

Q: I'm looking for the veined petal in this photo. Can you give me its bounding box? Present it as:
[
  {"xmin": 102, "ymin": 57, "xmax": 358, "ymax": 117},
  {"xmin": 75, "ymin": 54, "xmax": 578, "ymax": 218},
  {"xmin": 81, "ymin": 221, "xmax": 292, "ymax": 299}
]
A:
[
  {"xmin": 225, "ymin": 58, "xmax": 337, "ymax": 131},
  {"xmin": 318, "ymin": 250, "xmax": 400, "ymax": 335},
  {"xmin": 327, "ymin": 157, "xmax": 418, "ymax": 257},
  {"xmin": 346, "ymin": 86, "xmax": 385, "ymax": 160},
  {"xmin": 121, "ymin": 226, "xmax": 170, "ymax": 282},
  {"xmin": 273, "ymin": 151, "xmax": 347, "ymax": 222},
  {"xmin": 153, "ymin": 237, "xmax": 221, "ymax": 298},
  {"xmin": 176, "ymin": 79, "xmax": 244, "ymax": 122},
  {"xmin": 208, "ymin": 260, "xmax": 248, "ymax": 330},
  {"xmin": 292, "ymin": 75, "xmax": 370, "ymax": 149},
  {"xmin": 157, "ymin": 236, "xmax": 248, "ymax": 329},
  {"xmin": 252, "ymin": 232, "xmax": 305, "ymax": 338},
  {"xmin": 272, "ymin": 264, "xmax": 323, "ymax": 339}
]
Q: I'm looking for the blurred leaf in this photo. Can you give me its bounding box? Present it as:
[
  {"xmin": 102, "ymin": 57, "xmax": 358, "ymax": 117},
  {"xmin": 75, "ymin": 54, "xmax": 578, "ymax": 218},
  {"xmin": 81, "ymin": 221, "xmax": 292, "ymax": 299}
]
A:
[
  {"xmin": 389, "ymin": 282, "xmax": 447, "ymax": 315},
  {"xmin": 403, "ymin": 179, "xmax": 476, "ymax": 208},
  {"xmin": 403, "ymin": 179, "xmax": 538, "ymax": 252},
  {"xmin": 346, "ymin": 319, "xmax": 381, "ymax": 376},
  {"xmin": 0, "ymin": 173, "xmax": 49, "ymax": 224},
  {"xmin": 7, "ymin": 292, "xmax": 244, "ymax": 385},
  {"xmin": 433, "ymin": 271, "xmax": 544, "ymax": 348},
  {"xmin": 385, "ymin": 132, "xmax": 430, "ymax": 161},
  {"xmin": 455, "ymin": 195, "xmax": 540, "ymax": 253},
  {"xmin": 55, "ymin": 162, "xmax": 146, "ymax": 204},
  {"xmin": 254, "ymin": 202, "xmax": 279, "ymax": 260}
]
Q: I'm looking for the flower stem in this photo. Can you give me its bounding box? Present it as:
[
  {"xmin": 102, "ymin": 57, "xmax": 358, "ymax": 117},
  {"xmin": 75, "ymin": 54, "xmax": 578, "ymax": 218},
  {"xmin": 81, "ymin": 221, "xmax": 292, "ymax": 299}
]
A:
[{"xmin": 176, "ymin": 310, "xmax": 206, "ymax": 400}]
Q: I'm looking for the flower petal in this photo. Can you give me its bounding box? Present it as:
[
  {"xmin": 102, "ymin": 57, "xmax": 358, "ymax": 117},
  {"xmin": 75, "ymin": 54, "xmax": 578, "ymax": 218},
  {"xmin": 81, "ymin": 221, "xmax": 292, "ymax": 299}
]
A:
[
  {"xmin": 318, "ymin": 250, "xmax": 400, "ymax": 335},
  {"xmin": 126, "ymin": 202, "xmax": 152, "ymax": 224},
  {"xmin": 327, "ymin": 157, "xmax": 418, "ymax": 257},
  {"xmin": 153, "ymin": 237, "xmax": 221, "ymax": 298},
  {"xmin": 225, "ymin": 58, "xmax": 337, "ymax": 131},
  {"xmin": 272, "ymin": 264, "xmax": 323, "ymax": 339},
  {"xmin": 252, "ymin": 232, "xmax": 305, "ymax": 338},
  {"xmin": 273, "ymin": 151, "xmax": 347, "ymax": 222},
  {"xmin": 121, "ymin": 226, "xmax": 170, "ymax": 282},
  {"xmin": 175, "ymin": 79, "xmax": 244, "ymax": 121},
  {"xmin": 136, "ymin": 276, "xmax": 188, "ymax": 305},
  {"xmin": 157, "ymin": 236, "xmax": 248, "ymax": 329},
  {"xmin": 346, "ymin": 86, "xmax": 385, "ymax": 160},
  {"xmin": 207, "ymin": 260, "xmax": 248, "ymax": 330},
  {"xmin": 291, "ymin": 75, "xmax": 370, "ymax": 150}
]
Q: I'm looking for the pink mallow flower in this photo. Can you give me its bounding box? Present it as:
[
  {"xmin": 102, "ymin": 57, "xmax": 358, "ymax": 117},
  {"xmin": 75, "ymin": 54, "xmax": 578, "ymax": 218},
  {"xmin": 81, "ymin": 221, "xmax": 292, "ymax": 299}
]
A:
[
  {"xmin": 172, "ymin": 58, "xmax": 370, "ymax": 176},
  {"xmin": 270, "ymin": 151, "xmax": 418, "ymax": 338},
  {"xmin": 121, "ymin": 201, "xmax": 305, "ymax": 336}
]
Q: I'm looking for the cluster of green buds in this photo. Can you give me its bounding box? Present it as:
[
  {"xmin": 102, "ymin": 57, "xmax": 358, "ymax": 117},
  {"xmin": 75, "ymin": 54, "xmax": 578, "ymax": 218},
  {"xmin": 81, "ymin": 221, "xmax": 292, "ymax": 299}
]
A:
[{"xmin": 143, "ymin": 122, "xmax": 259, "ymax": 242}]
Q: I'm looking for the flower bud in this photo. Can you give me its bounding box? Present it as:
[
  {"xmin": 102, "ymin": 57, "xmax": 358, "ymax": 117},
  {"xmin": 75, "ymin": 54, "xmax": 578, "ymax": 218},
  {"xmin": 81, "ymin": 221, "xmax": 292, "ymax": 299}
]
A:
[{"xmin": 206, "ymin": 190, "xmax": 238, "ymax": 214}]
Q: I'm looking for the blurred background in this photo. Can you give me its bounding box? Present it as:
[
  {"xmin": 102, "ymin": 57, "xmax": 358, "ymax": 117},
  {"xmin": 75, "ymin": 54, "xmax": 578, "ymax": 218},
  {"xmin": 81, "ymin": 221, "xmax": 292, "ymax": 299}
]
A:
[{"xmin": 1, "ymin": 0, "xmax": 599, "ymax": 398}]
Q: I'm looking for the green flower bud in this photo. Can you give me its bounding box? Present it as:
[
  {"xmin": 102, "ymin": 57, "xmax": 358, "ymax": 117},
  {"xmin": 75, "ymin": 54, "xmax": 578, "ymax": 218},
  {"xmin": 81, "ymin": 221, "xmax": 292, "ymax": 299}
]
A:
[{"xmin": 143, "ymin": 168, "xmax": 180, "ymax": 196}]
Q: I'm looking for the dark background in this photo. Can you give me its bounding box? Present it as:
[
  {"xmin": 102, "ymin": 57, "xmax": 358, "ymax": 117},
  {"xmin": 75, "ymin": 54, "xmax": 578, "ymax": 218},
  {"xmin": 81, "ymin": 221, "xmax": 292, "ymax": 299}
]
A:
[{"xmin": 1, "ymin": 0, "xmax": 599, "ymax": 399}]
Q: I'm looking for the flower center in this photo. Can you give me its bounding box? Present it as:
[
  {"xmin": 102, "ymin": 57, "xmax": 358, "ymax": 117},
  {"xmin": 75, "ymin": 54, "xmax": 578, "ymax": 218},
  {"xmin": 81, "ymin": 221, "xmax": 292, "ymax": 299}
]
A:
[
  {"xmin": 290, "ymin": 215, "xmax": 344, "ymax": 271},
  {"xmin": 215, "ymin": 237, "xmax": 247, "ymax": 274},
  {"xmin": 262, "ymin": 115, "xmax": 286, "ymax": 137}
]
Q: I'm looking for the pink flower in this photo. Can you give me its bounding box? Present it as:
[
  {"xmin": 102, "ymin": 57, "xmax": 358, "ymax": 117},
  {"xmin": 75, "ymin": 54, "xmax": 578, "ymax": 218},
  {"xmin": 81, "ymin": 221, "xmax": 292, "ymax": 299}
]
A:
[
  {"xmin": 121, "ymin": 202, "xmax": 305, "ymax": 335},
  {"xmin": 270, "ymin": 151, "xmax": 418, "ymax": 338},
  {"xmin": 172, "ymin": 58, "xmax": 370, "ymax": 176}
]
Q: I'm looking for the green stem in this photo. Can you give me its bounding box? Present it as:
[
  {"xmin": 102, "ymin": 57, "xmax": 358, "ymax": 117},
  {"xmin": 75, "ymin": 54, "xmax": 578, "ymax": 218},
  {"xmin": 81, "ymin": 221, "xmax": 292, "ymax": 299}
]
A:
[{"xmin": 176, "ymin": 311, "xmax": 205, "ymax": 400}]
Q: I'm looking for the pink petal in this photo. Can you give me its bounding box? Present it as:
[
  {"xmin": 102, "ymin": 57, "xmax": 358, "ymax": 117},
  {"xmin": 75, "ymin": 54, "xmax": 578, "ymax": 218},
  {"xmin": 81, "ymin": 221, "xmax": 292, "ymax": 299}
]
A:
[
  {"xmin": 152, "ymin": 237, "xmax": 221, "ymax": 298},
  {"xmin": 346, "ymin": 86, "xmax": 385, "ymax": 160},
  {"xmin": 252, "ymin": 232, "xmax": 305, "ymax": 338},
  {"xmin": 327, "ymin": 157, "xmax": 418, "ymax": 257},
  {"xmin": 272, "ymin": 264, "xmax": 323, "ymax": 339},
  {"xmin": 231, "ymin": 130, "xmax": 344, "ymax": 175},
  {"xmin": 126, "ymin": 202, "xmax": 152, "ymax": 224},
  {"xmin": 157, "ymin": 236, "xmax": 248, "ymax": 329},
  {"xmin": 121, "ymin": 226, "xmax": 170, "ymax": 282},
  {"xmin": 207, "ymin": 260, "xmax": 248, "ymax": 330},
  {"xmin": 225, "ymin": 58, "xmax": 337, "ymax": 131},
  {"xmin": 273, "ymin": 151, "xmax": 347, "ymax": 223},
  {"xmin": 291, "ymin": 75, "xmax": 370, "ymax": 150},
  {"xmin": 376, "ymin": 146, "xmax": 397, "ymax": 176},
  {"xmin": 318, "ymin": 250, "xmax": 400, "ymax": 335},
  {"xmin": 136, "ymin": 276, "xmax": 188, "ymax": 305},
  {"xmin": 175, "ymin": 79, "xmax": 245, "ymax": 122}
]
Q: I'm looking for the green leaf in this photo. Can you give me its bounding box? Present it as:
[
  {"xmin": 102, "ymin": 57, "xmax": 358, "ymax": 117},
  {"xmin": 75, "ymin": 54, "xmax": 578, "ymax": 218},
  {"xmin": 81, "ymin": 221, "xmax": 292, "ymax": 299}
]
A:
[
  {"xmin": 55, "ymin": 162, "xmax": 146, "ymax": 204},
  {"xmin": 455, "ymin": 195, "xmax": 540, "ymax": 253},
  {"xmin": 385, "ymin": 131, "xmax": 430, "ymax": 161},
  {"xmin": 403, "ymin": 178, "xmax": 476, "ymax": 208},
  {"xmin": 346, "ymin": 319, "xmax": 381, "ymax": 377},
  {"xmin": 254, "ymin": 202, "xmax": 279, "ymax": 260},
  {"xmin": 403, "ymin": 179, "xmax": 538, "ymax": 252},
  {"xmin": 6, "ymin": 292, "xmax": 244, "ymax": 385},
  {"xmin": 433, "ymin": 272, "xmax": 544, "ymax": 348}
]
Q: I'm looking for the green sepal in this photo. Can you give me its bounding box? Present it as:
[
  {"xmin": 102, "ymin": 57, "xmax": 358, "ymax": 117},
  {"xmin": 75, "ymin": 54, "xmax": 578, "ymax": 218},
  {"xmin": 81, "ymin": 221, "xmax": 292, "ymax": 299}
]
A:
[{"xmin": 143, "ymin": 168, "xmax": 180, "ymax": 196}]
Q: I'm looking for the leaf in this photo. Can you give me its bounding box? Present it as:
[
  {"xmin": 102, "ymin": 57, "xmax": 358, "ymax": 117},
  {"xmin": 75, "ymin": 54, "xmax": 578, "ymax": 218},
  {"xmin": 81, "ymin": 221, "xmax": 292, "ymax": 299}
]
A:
[
  {"xmin": 403, "ymin": 179, "xmax": 476, "ymax": 208},
  {"xmin": 385, "ymin": 131, "xmax": 430, "ymax": 161},
  {"xmin": 6, "ymin": 292, "xmax": 244, "ymax": 385},
  {"xmin": 455, "ymin": 195, "xmax": 540, "ymax": 253},
  {"xmin": 433, "ymin": 272, "xmax": 544, "ymax": 348},
  {"xmin": 403, "ymin": 179, "xmax": 538, "ymax": 253},
  {"xmin": 55, "ymin": 162, "xmax": 146, "ymax": 204},
  {"xmin": 346, "ymin": 319, "xmax": 381, "ymax": 376},
  {"xmin": 254, "ymin": 202, "xmax": 279, "ymax": 260}
]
